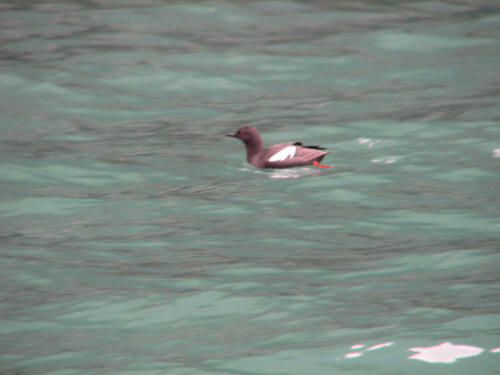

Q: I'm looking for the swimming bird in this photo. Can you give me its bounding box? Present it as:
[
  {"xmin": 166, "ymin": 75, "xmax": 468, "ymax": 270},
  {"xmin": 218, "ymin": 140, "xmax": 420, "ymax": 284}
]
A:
[{"xmin": 226, "ymin": 126, "xmax": 332, "ymax": 169}]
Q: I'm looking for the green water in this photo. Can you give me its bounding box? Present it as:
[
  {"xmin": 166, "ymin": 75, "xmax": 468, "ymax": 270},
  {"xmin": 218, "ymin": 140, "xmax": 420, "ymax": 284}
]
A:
[{"xmin": 1, "ymin": 1, "xmax": 500, "ymax": 374}]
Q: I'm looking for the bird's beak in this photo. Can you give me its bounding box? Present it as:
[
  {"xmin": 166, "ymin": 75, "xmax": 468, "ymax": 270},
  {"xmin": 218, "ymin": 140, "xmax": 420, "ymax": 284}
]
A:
[{"xmin": 226, "ymin": 133, "xmax": 237, "ymax": 137}]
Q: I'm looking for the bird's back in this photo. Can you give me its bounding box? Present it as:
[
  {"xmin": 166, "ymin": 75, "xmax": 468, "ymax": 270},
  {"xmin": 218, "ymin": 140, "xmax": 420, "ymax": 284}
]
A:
[{"xmin": 255, "ymin": 142, "xmax": 329, "ymax": 168}]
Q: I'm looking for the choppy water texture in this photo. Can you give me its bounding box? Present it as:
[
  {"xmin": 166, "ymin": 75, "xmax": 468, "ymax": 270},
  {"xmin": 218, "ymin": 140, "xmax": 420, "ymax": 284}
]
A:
[{"xmin": 1, "ymin": 1, "xmax": 500, "ymax": 374}]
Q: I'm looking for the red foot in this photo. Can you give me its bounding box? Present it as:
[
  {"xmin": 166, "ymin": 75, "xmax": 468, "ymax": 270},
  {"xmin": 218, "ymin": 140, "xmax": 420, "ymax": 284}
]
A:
[{"xmin": 313, "ymin": 160, "xmax": 334, "ymax": 168}]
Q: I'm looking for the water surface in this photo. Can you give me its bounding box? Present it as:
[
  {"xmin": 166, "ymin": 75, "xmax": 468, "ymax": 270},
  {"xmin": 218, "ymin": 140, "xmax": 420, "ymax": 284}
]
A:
[{"xmin": 1, "ymin": 1, "xmax": 500, "ymax": 374}]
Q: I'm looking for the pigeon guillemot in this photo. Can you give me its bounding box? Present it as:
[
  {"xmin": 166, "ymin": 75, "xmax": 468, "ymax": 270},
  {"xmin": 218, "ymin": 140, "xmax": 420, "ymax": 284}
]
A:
[{"xmin": 226, "ymin": 126, "xmax": 332, "ymax": 169}]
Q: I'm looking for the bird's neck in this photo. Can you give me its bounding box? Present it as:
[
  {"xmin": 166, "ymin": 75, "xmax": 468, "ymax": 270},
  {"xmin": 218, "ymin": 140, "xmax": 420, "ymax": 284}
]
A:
[{"xmin": 245, "ymin": 137, "xmax": 263, "ymax": 161}]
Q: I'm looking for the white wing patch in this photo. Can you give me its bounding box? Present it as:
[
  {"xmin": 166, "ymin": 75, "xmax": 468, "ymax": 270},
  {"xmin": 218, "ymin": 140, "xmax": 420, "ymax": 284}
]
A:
[{"xmin": 269, "ymin": 146, "xmax": 296, "ymax": 162}]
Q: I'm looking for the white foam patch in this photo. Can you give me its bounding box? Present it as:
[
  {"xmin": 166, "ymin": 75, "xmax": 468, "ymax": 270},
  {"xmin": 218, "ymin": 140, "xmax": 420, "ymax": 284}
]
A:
[
  {"xmin": 493, "ymin": 149, "xmax": 500, "ymax": 158},
  {"xmin": 344, "ymin": 352, "xmax": 363, "ymax": 359},
  {"xmin": 268, "ymin": 167, "xmax": 318, "ymax": 179},
  {"xmin": 490, "ymin": 347, "xmax": 500, "ymax": 353},
  {"xmin": 351, "ymin": 344, "xmax": 365, "ymax": 350},
  {"xmin": 269, "ymin": 146, "xmax": 296, "ymax": 162},
  {"xmin": 371, "ymin": 156, "xmax": 401, "ymax": 164},
  {"xmin": 345, "ymin": 342, "xmax": 392, "ymax": 360},
  {"xmin": 367, "ymin": 341, "xmax": 394, "ymax": 351},
  {"xmin": 408, "ymin": 342, "xmax": 484, "ymax": 363},
  {"xmin": 357, "ymin": 138, "xmax": 381, "ymax": 148}
]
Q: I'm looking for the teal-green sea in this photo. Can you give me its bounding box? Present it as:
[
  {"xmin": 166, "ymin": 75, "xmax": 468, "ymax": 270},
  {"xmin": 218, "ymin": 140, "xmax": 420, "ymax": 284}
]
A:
[{"xmin": 1, "ymin": 1, "xmax": 500, "ymax": 374}]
